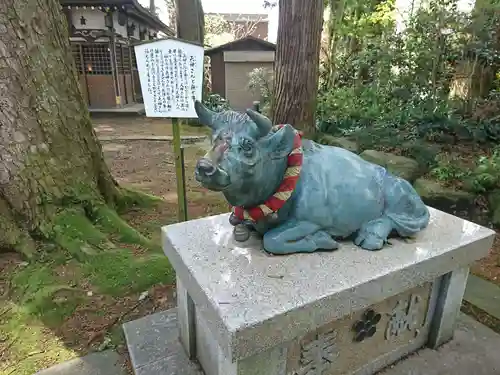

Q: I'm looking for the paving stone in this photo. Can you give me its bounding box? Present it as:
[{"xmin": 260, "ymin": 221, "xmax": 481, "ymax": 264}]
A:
[
  {"xmin": 35, "ymin": 350, "xmax": 125, "ymax": 375},
  {"xmin": 464, "ymin": 274, "xmax": 500, "ymax": 320},
  {"xmin": 134, "ymin": 341, "xmax": 203, "ymax": 375},
  {"xmin": 123, "ymin": 308, "xmax": 180, "ymax": 369},
  {"xmin": 124, "ymin": 309, "xmax": 500, "ymax": 375},
  {"xmin": 123, "ymin": 308, "xmax": 202, "ymax": 375}
]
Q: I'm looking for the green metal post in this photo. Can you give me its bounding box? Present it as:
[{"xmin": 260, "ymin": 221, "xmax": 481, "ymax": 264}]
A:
[
  {"xmin": 172, "ymin": 118, "xmax": 188, "ymax": 222},
  {"xmin": 180, "ymin": 146, "xmax": 188, "ymax": 220}
]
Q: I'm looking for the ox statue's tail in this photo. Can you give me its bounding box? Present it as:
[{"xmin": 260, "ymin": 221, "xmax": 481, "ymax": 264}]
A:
[{"xmin": 383, "ymin": 173, "xmax": 431, "ymax": 237}]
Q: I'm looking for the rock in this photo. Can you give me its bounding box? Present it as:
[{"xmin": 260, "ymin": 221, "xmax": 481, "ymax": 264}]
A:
[
  {"xmin": 360, "ymin": 150, "xmax": 420, "ymax": 182},
  {"xmin": 488, "ymin": 189, "xmax": 500, "ymax": 226},
  {"xmin": 400, "ymin": 141, "xmax": 439, "ymax": 171},
  {"xmin": 413, "ymin": 178, "xmax": 476, "ymax": 215},
  {"xmin": 138, "ymin": 291, "xmax": 149, "ymax": 301},
  {"xmin": 317, "ymin": 134, "xmax": 359, "ymax": 154}
]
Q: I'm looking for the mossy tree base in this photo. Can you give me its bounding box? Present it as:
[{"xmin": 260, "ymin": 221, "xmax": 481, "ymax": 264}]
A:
[
  {"xmin": 1, "ymin": 187, "xmax": 163, "ymax": 260},
  {"xmin": 52, "ymin": 191, "xmax": 162, "ymax": 260},
  {"xmin": 0, "ymin": 0, "xmax": 167, "ymax": 260}
]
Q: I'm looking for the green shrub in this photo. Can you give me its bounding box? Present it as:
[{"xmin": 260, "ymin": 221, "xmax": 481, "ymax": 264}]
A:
[
  {"xmin": 467, "ymin": 148, "xmax": 500, "ymax": 193},
  {"xmin": 316, "ymin": 83, "xmax": 500, "ymax": 151},
  {"xmin": 247, "ymin": 67, "xmax": 274, "ymax": 117},
  {"xmin": 203, "ymin": 93, "xmax": 231, "ymax": 112}
]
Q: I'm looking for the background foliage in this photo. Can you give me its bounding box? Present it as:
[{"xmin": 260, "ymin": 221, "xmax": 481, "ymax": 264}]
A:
[{"xmin": 239, "ymin": 0, "xmax": 500, "ymax": 193}]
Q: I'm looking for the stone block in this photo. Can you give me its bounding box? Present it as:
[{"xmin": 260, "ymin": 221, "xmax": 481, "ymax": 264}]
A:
[
  {"xmin": 123, "ymin": 309, "xmax": 180, "ymax": 369},
  {"xmin": 317, "ymin": 134, "xmax": 360, "ymax": 154},
  {"xmin": 177, "ymin": 276, "xmax": 196, "ymax": 359},
  {"xmin": 464, "ymin": 274, "xmax": 500, "ymax": 320},
  {"xmin": 162, "ymin": 207, "xmax": 494, "ymax": 375},
  {"xmin": 123, "ymin": 308, "xmax": 203, "ymax": 375}
]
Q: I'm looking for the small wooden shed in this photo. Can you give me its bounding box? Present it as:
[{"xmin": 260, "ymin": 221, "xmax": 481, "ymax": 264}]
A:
[{"xmin": 205, "ymin": 36, "xmax": 275, "ymax": 111}]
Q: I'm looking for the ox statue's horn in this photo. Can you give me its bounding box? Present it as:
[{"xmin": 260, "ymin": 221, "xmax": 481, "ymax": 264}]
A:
[
  {"xmin": 246, "ymin": 109, "xmax": 273, "ymax": 137},
  {"xmin": 194, "ymin": 100, "xmax": 215, "ymax": 128}
]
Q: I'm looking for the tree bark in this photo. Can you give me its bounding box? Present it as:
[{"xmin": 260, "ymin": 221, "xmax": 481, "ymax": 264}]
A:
[
  {"xmin": 0, "ymin": 0, "xmax": 123, "ymax": 257},
  {"xmin": 175, "ymin": 0, "xmax": 204, "ymax": 45},
  {"xmin": 271, "ymin": 0, "xmax": 324, "ymax": 134}
]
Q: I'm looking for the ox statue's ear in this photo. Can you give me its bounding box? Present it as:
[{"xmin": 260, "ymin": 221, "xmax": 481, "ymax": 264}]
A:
[
  {"xmin": 259, "ymin": 124, "xmax": 296, "ymax": 160},
  {"xmin": 245, "ymin": 109, "xmax": 272, "ymax": 138},
  {"xmin": 194, "ymin": 100, "xmax": 218, "ymax": 130}
]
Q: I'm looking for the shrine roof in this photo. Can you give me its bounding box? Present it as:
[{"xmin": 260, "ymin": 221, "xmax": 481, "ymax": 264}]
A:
[{"xmin": 205, "ymin": 36, "xmax": 276, "ymax": 55}]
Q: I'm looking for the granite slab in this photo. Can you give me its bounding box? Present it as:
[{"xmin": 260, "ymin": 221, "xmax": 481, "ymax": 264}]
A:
[
  {"xmin": 123, "ymin": 308, "xmax": 203, "ymax": 375},
  {"xmin": 162, "ymin": 208, "xmax": 495, "ymax": 360},
  {"xmin": 123, "ymin": 308, "xmax": 180, "ymax": 369}
]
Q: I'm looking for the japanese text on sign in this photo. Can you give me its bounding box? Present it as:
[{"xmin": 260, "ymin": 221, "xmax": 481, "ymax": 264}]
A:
[{"xmin": 134, "ymin": 38, "xmax": 204, "ymax": 118}]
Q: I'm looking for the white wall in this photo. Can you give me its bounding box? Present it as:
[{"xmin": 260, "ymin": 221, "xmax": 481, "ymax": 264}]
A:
[
  {"xmin": 71, "ymin": 9, "xmax": 103, "ymax": 30},
  {"xmin": 71, "ymin": 8, "xmax": 156, "ymax": 40}
]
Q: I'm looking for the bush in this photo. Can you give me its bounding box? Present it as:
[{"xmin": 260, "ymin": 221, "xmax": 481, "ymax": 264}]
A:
[
  {"xmin": 203, "ymin": 93, "xmax": 231, "ymax": 112},
  {"xmin": 466, "ymin": 148, "xmax": 500, "ymax": 193},
  {"xmin": 316, "ymin": 84, "xmax": 500, "ymax": 150},
  {"xmin": 247, "ymin": 67, "xmax": 274, "ymax": 117}
]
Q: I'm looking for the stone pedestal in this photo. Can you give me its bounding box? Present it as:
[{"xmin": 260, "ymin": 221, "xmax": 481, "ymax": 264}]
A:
[{"xmin": 162, "ymin": 207, "xmax": 494, "ymax": 375}]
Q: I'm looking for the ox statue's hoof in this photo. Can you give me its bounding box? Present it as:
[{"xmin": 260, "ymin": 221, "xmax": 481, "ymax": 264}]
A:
[{"xmin": 233, "ymin": 224, "xmax": 251, "ymax": 242}]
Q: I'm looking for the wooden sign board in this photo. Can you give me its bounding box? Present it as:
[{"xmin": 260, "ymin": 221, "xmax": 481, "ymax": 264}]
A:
[{"xmin": 134, "ymin": 38, "xmax": 204, "ymax": 118}]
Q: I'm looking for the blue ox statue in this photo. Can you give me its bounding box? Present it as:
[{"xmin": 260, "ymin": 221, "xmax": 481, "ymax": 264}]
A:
[{"xmin": 194, "ymin": 101, "xmax": 430, "ymax": 255}]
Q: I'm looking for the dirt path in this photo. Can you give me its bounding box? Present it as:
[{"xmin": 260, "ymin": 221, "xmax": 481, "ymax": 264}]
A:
[
  {"xmin": 95, "ymin": 116, "xmax": 225, "ymax": 220},
  {"xmin": 102, "ymin": 139, "xmax": 227, "ymax": 221},
  {"xmin": 93, "ymin": 116, "xmax": 209, "ymax": 139}
]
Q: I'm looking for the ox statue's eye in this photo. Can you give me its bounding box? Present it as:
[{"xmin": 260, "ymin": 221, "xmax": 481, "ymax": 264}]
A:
[{"xmin": 240, "ymin": 138, "xmax": 253, "ymax": 155}]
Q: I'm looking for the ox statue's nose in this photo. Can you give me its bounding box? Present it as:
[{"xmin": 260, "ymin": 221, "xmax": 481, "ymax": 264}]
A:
[{"xmin": 196, "ymin": 158, "xmax": 217, "ymax": 177}]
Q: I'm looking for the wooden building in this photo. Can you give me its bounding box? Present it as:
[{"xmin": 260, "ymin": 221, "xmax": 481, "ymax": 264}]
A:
[
  {"xmin": 61, "ymin": 0, "xmax": 174, "ymax": 109},
  {"xmin": 205, "ymin": 36, "xmax": 275, "ymax": 111}
]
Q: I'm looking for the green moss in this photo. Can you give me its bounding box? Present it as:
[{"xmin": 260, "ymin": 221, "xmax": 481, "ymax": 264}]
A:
[
  {"xmin": 1, "ymin": 189, "xmax": 177, "ymax": 373},
  {"xmin": 10, "ymin": 263, "xmax": 80, "ymax": 325},
  {"xmin": 88, "ymin": 204, "xmax": 157, "ymax": 251},
  {"xmin": 11, "ymin": 264, "xmax": 55, "ymax": 300},
  {"xmin": 115, "ymin": 187, "xmax": 163, "ymax": 213},
  {"xmin": 0, "ymin": 304, "xmax": 76, "ymax": 375},
  {"xmin": 22, "ymin": 285, "xmax": 82, "ymax": 325},
  {"xmin": 108, "ymin": 324, "xmax": 126, "ymax": 348},
  {"xmin": 83, "ymin": 251, "xmax": 174, "ymax": 296},
  {"xmin": 51, "ymin": 208, "xmax": 112, "ymax": 260}
]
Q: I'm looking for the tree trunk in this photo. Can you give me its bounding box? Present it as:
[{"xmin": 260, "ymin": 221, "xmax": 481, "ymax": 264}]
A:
[
  {"xmin": 272, "ymin": 0, "xmax": 324, "ymax": 134},
  {"xmin": 175, "ymin": 0, "xmax": 204, "ymax": 45},
  {"xmin": 0, "ymin": 0, "xmax": 143, "ymax": 258}
]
